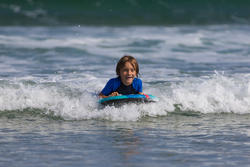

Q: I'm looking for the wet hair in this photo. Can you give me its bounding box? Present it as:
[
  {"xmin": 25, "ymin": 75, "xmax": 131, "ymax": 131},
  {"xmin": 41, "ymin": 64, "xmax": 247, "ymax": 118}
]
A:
[{"xmin": 116, "ymin": 55, "xmax": 139, "ymax": 77}]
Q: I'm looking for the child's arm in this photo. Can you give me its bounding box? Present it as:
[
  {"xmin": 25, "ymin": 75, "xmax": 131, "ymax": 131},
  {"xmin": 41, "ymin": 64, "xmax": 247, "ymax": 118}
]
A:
[
  {"xmin": 99, "ymin": 92, "xmax": 119, "ymax": 98},
  {"xmin": 99, "ymin": 92, "xmax": 108, "ymax": 98},
  {"xmin": 99, "ymin": 78, "xmax": 120, "ymax": 98}
]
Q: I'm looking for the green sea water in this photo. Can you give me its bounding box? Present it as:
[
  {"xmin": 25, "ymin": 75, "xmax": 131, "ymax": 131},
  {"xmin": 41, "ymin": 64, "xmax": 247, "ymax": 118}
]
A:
[{"xmin": 1, "ymin": 0, "xmax": 250, "ymax": 25}]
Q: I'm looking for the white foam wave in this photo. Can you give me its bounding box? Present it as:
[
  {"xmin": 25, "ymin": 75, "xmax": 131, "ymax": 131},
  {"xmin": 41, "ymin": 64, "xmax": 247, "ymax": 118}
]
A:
[
  {"xmin": 1, "ymin": 73, "xmax": 250, "ymax": 121},
  {"xmin": 0, "ymin": 76, "xmax": 167, "ymax": 121},
  {"xmin": 167, "ymin": 72, "xmax": 250, "ymax": 114}
]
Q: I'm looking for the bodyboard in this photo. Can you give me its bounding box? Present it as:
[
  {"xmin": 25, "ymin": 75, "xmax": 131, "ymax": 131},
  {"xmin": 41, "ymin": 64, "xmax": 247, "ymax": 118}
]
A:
[{"xmin": 99, "ymin": 94, "xmax": 158, "ymax": 106}]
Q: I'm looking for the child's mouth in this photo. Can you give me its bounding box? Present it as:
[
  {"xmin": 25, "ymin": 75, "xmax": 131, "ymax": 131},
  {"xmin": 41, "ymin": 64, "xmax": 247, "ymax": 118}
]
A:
[{"xmin": 126, "ymin": 76, "xmax": 133, "ymax": 79}]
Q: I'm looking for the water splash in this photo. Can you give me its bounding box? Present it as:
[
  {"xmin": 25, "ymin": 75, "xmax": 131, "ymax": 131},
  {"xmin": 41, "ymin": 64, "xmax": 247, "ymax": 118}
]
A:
[{"xmin": 1, "ymin": 72, "xmax": 250, "ymax": 121}]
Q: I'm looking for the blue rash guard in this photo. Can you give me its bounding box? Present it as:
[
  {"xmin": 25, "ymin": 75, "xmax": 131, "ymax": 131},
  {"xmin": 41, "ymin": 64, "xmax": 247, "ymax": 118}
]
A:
[{"xmin": 101, "ymin": 77, "xmax": 142, "ymax": 96}]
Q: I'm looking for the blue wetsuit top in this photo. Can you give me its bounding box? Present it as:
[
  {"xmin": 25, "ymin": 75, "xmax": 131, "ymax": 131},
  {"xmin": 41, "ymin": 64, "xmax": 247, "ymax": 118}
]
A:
[{"xmin": 101, "ymin": 77, "xmax": 142, "ymax": 96}]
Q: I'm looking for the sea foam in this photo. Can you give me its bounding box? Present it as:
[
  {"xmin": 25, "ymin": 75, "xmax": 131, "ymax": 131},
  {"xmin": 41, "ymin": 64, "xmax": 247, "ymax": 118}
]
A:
[{"xmin": 1, "ymin": 72, "xmax": 250, "ymax": 121}]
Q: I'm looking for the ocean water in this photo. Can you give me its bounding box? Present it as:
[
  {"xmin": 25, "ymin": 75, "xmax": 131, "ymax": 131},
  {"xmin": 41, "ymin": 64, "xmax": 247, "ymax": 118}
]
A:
[
  {"xmin": 1, "ymin": 0, "xmax": 250, "ymax": 25},
  {"xmin": 1, "ymin": 1, "xmax": 250, "ymax": 166},
  {"xmin": 1, "ymin": 25, "xmax": 250, "ymax": 167}
]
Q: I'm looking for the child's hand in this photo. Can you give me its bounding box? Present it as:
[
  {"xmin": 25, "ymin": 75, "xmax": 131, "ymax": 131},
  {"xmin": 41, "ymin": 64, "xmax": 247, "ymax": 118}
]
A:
[{"xmin": 109, "ymin": 92, "xmax": 119, "ymax": 97}]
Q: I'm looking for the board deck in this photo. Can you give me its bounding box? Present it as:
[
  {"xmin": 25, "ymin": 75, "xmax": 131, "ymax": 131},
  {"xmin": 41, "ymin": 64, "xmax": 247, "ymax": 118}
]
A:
[{"xmin": 99, "ymin": 94, "xmax": 158, "ymax": 106}]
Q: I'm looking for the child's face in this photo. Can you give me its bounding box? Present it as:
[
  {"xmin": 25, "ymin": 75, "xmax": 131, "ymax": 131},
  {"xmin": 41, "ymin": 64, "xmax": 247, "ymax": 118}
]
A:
[{"xmin": 119, "ymin": 62, "xmax": 136, "ymax": 86}]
